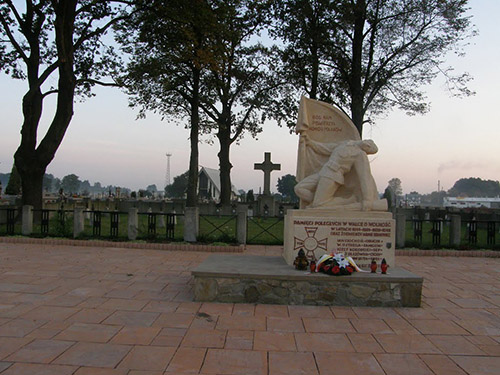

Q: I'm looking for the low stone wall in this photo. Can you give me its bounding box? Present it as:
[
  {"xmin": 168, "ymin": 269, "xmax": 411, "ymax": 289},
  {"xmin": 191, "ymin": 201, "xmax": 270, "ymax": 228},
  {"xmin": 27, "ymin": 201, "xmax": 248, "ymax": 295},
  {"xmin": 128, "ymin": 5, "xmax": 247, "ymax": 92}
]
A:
[
  {"xmin": 0, "ymin": 237, "xmax": 243, "ymax": 253},
  {"xmin": 192, "ymin": 255, "xmax": 423, "ymax": 307}
]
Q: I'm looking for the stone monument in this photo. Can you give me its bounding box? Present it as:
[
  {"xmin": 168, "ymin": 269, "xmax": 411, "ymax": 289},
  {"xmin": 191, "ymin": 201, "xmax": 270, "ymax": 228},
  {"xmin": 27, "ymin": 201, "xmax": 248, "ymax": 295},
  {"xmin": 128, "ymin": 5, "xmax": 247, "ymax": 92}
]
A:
[
  {"xmin": 254, "ymin": 152, "xmax": 281, "ymax": 216},
  {"xmin": 283, "ymin": 97, "xmax": 395, "ymax": 269}
]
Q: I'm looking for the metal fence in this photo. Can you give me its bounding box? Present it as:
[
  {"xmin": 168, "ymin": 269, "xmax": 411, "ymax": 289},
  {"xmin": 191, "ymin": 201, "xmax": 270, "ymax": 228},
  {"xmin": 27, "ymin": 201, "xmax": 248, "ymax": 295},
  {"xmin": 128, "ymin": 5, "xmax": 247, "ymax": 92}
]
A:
[
  {"xmin": 0, "ymin": 207, "xmax": 21, "ymax": 235},
  {"xmin": 247, "ymin": 216, "xmax": 284, "ymax": 245},
  {"xmin": 198, "ymin": 214, "xmax": 237, "ymax": 243},
  {"xmin": 407, "ymin": 218, "xmax": 499, "ymax": 248},
  {"xmin": 2, "ymin": 205, "xmax": 500, "ymax": 248}
]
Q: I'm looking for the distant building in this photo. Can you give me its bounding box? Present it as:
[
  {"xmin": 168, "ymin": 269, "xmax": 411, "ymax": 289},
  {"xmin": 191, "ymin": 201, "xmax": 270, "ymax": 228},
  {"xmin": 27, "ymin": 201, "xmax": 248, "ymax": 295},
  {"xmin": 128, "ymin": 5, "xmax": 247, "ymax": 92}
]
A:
[
  {"xmin": 405, "ymin": 192, "xmax": 421, "ymax": 207},
  {"xmin": 443, "ymin": 197, "xmax": 500, "ymax": 209},
  {"xmin": 198, "ymin": 167, "xmax": 239, "ymax": 202}
]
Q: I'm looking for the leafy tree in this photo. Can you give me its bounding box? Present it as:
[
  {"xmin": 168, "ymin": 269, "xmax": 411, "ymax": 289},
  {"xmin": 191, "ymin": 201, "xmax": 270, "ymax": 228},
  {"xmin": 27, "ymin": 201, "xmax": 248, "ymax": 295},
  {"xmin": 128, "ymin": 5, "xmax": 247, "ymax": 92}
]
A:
[
  {"xmin": 5, "ymin": 165, "xmax": 21, "ymax": 195},
  {"xmin": 80, "ymin": 180, "xmax": 91, "ymax": 195},
  {"xmin": 165, "ymin": 171, "xmax": 189, "ymax": 198},
  {"xmin": 43, "ymin": 173, "xmax": 54, "ymax": 192},
  {"xmin": 53, "ymin": 177, "xmax": 61, "ymax": 192},
  {"xmin": 199, "ymin": 0, "xmax": 276, "ymax": 205},
  {"xmin": 0, "ymin": 173, "xmax": 9, "ymax": 188},
  {"xmin": 146, "ymin": 184, "xmax": 157, "ymax": 193},
  {"xmin": 0, "ymin": 1, "xmax": 130, "ymax": 210},
  {"xmin": 118, "ymin": 0, "xmax": 219, "ymax": 207},
  {"xmin": 277, "ymin": 174, "xmax": 298, "ymax": 202},
  {"xmin": 272, "ymin": 0, "xmax": 474, "ymax": 135},
  {"xmin": 270, "ymin": 0, "xmax": 335, "ymax": 128},
  {"xmin": 421, "ymin": 190, "xmax": 448, "ymax": 206},
  {"xmin": 61, "ymin": 174, "xmax": 81, "ymax": 194},
  {"xmin": 246, "ymin": 189, "xmax": 255, "ymax": 202},
  {"xmin": 448, "ymin": 178, "xmax": 500, "ymax": 197},
  {"xmin": 388, "ymin": 177, "xmax": 403, "ymax": 196},
  {"xmin": 382, "ymin": 186, "xmax": 396, "ymax": 210},
  {"xmin": 121, "ymin": 0, "xmax": 276, "ymax": 206}
]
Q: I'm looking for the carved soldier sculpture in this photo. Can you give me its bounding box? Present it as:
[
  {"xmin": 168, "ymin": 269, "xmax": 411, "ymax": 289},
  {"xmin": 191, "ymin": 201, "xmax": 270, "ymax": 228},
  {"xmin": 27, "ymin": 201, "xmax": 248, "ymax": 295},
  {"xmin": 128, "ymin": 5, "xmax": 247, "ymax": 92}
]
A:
[{"xmin": 295, "ymin": 133, "xmax": 386, "ymax": 211}]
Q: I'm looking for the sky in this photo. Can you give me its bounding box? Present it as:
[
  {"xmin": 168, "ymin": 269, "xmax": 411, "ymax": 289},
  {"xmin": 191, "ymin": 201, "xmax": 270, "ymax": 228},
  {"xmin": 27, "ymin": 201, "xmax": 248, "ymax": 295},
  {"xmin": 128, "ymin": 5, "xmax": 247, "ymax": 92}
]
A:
[{"xmin": 1, "ymin": 0, "xmax": 499, "ymax": 196}]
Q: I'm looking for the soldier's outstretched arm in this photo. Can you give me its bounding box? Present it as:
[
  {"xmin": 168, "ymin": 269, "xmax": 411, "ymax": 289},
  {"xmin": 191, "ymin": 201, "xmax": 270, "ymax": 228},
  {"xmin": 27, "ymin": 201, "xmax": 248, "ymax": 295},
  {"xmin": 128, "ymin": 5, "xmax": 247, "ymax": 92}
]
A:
[{"xmin": 301, "ymin": 133, "xmax": 337, "ymax": 155}]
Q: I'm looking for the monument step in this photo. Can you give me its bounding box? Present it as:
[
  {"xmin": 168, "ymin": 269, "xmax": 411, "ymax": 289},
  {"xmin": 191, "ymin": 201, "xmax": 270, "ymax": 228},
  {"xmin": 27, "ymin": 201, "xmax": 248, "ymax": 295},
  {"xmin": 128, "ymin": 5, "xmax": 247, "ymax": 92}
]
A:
[{"xmin": 192, "ymin": 254, "xmax": 422, "ymax": 307}]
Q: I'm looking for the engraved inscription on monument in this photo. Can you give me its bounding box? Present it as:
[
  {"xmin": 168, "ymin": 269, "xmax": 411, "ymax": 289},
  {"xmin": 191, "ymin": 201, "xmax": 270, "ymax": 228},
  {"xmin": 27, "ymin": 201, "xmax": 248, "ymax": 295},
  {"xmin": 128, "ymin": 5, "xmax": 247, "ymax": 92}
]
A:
[{"xmin": 289, "ymin": 215, "xmax": 394, "ymax": 269}]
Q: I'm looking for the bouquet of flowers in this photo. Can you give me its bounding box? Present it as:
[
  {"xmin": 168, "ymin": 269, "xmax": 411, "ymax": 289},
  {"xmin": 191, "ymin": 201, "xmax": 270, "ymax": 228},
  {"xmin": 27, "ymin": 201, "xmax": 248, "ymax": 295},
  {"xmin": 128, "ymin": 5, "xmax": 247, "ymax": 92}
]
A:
[{"xmin": 316, "ymin": 253, "xmax": 361, "ymax": 276}]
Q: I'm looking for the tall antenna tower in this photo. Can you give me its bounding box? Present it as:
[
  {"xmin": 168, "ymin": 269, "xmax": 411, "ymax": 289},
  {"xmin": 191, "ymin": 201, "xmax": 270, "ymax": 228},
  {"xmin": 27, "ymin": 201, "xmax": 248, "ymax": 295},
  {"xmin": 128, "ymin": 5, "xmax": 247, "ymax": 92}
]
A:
[{"xmin": 165, "ymin": 153, "xmax": 172, "ymax": 189}]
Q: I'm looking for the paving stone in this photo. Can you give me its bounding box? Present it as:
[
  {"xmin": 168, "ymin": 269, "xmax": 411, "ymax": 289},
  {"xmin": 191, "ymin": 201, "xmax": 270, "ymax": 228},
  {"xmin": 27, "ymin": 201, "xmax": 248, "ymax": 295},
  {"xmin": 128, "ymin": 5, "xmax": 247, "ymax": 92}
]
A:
[
  {"xmin": 374, "ymin": 333, "xmax": 441, "ymax": 354},
  {"xmin": 349, "ymin": 319, "xmax": 393, "ymax": 334},
  {"xmin": 6, "ymin": 339, "xmax": 74, "ymax": 363},
  {"xmin": 225, "ymin": 330, "xmax": 254, "ymax": 350},
  {"xmin": 198, "ymin": 302, "xmax": 233, "ymax": 316},
  {"xmin": 54, "ymin": 323, "xmax": 121, "ymax": 343},
  {"xmin": 118, "ymin": 345, "xmax": 175, "ymax": 372},
  {"xmin": 53, "ymin": 342, "xmax": 131, "ymax": 368},
  {"xmin": 72, "ymin": 368, "xmax": 128, "ymax": 374},
  {"xmin": 266, "ymin": 317, "xmax": 304, "ymax": 332},
  {"xmin": 201, "ymin": 349, "xmax": 267, "ymax": 375},
  {"xmin": 315, "ymin": 352, "xmax": 384, "ymax": 375},
  {"xmin": 0, "ymin": 363, "xmax": 77, "ymax": 375},
  {"xmin": 451, "ymin": 355, "xmax": 500, "ymax": 375},
  {"xmin": 375, "ymin": 353, "xmax": 433, "ymax": 375},
  {"xmin": 21, "ymin": 306, "xmax": 78, "ymax": 321},
  {"xmin": 141, "ymin": 301, "xmax": 179, "ymax": 313},
  {"xmin": 0, "ymin": 337, "xmax": 32, "ymax": 360},
  {"xmin": 150, "ymin": 312, "xmax": 194, "ymax": 329},
  {"xmin": 302, "ymin": 317, "xmax": 355, "ymax": 333},
  {"xmin": 268, "ymin": 351, "xmax": 318, "ymax": 375},
  {"xmin": 410, "ymin": 319, "xmax": 469, "ymax": 335},
  {"xmin": 419, "ymin": 354, "xmax": 468, "ymax": 375},
  {"xmin": 254, "ymin": 331, "xmax": 296, "ymax": 351},
  {"xmin": 181, "ymin": 327, "xmax": 226, "ymax": 348},
  {"xmin": 65, "ymin": 309, "xmax": 114, "ymax": 324},
  {"xmin": 426, "ymin": 335, "xmax": 484, "ymax": 355},
  {"xmin": 102, "ymin": 311, "xmax": 159, "ymax": 327},
  {"xmin": 255, "ymin": 304, "xmax": 289, "ymax": 317},
  {"xmin": 288, "ymin": 305, "xmax": 333, "ymax": 318},
  {"xmin": 347, "ymin": 333, "xmax": 384, "ymax": 353},
  {"xmin": 216, "ymin": 315, "xmax": 266, "ymax": 331},
  {"xmin": 0, "ymin": 318, "xmax": 46, "ymax": 338},
  {"xmin": 295, "ymin": 332, "xmax": 355, "ymax": 352},
  {"xmin": 165, "ymin": 347, "xmax": 206, "ymax": 373},
  {"xmin": 0, "ymin": 362, "xmax": 12, "ymax": 372},
  {"xmin": 110, "ymin": 326, "xmax": 161, "ymax": 345}
]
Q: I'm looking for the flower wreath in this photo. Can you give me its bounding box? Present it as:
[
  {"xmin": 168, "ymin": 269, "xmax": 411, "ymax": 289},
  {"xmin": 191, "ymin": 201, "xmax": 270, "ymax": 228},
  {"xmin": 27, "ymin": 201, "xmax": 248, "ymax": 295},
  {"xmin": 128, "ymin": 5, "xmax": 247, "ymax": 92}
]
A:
[{"xmin": 316, "ymin": 253, "xmax": 361, "ymax": 276}]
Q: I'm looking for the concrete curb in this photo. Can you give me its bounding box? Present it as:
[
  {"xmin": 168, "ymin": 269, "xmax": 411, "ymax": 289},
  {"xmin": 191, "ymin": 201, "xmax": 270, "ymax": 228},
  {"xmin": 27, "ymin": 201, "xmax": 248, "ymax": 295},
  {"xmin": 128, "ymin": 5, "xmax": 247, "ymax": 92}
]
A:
[
  {"xmin": 396, "ymin": 248, "xmax": 500, "ymax": 258},
  {"xmin": 0, "ymin": 236, "xmax": 244, "ymax": 253},
  {"xmin": 0, "ymin": 237, "xmax": 498, "ymax": 257}
]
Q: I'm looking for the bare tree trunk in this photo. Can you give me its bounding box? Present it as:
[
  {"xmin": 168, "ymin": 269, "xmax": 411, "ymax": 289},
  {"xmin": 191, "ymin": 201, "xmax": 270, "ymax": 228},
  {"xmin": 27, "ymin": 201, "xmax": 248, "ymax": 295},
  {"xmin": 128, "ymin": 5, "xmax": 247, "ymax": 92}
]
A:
[
  {"xmin": 14, "ymin": 0, "xmax": 78, "ymax": 211},
  {"xmin": 186, "ymin": 68, "xmax": 200, "ymax": 207},
  {"xmin": 217, "ymin": 115, "xmax": 232, "ymax": 206}
]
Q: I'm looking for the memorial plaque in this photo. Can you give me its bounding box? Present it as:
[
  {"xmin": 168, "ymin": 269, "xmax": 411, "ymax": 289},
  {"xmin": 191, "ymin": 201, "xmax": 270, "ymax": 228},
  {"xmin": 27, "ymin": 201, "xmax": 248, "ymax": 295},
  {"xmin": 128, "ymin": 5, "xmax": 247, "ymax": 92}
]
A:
[{"xmin": 284, "ymin": 210, "xmax": 395, "ymax": 270}]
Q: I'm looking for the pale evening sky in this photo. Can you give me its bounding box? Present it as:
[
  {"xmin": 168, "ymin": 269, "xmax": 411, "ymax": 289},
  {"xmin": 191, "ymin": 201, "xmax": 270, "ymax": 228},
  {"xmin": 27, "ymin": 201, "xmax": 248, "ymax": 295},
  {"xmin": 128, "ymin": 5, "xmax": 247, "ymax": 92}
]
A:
[{"xmin": 1, "ymin": 0, "xmax": 499, "ymax": 195}]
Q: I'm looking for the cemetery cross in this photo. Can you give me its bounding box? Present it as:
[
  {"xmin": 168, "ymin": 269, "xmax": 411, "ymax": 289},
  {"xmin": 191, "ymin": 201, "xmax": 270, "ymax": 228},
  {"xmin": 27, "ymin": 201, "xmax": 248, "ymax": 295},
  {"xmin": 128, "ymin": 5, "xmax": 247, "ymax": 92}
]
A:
[{"xmin": 254, "ymin": 152, "xmax": 281, "ymax": 196}]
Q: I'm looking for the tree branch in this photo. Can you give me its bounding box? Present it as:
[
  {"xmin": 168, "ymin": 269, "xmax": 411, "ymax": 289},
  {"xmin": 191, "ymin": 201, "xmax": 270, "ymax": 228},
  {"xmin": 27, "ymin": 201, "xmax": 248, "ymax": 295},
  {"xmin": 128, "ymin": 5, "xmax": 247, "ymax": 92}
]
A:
[{"xmin": 0, "ymin": 13, "xmax": 29, "ymax": 63}]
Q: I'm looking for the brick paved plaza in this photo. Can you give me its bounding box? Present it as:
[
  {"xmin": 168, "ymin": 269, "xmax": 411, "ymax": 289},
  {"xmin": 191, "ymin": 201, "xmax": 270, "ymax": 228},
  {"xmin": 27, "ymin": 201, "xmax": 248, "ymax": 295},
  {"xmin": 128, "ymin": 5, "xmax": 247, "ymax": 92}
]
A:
[{"xmin": 0, "ymin": 242, "xmax": 499, "ymax": 374}]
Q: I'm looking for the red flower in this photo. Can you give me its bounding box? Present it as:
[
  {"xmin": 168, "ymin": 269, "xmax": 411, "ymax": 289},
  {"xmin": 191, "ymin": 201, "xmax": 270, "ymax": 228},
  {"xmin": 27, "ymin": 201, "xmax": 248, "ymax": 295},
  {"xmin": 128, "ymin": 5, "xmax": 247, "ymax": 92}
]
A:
[
  {"xmin": 332, "ymin": 266, "xmax": 340, "ymax": 275},
  {"xmin": 346, "ymin": 266, "xmax": 354, "ymax": 274}
]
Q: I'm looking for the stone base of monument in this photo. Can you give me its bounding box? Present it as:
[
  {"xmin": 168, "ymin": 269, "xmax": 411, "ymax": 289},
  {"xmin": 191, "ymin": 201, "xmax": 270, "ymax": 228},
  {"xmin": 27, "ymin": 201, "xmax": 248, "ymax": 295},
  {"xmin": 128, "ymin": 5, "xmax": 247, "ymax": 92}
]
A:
[
  {"xmin": 192, "ymin": 255, "xmax": 423, "ymax": 307},
  {"xmin": 283, "ymin": 210, "xmax": 395, "ymax": 270}
]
